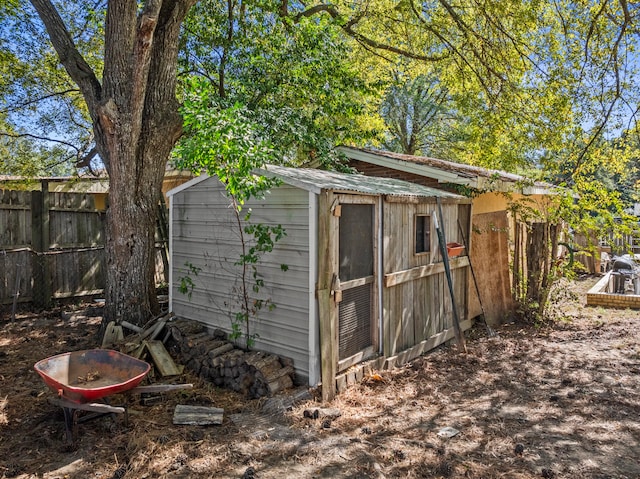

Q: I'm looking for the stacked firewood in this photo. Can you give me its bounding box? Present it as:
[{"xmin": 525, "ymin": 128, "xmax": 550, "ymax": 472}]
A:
[{"xmin": 167, "ymin": 319, "xmax": 294, "ymax": 399}]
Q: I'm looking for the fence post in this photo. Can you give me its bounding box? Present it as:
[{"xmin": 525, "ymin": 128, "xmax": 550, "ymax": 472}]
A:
[{"xmin": 31, "ymin": 180, "xmax": 51, "ymax": 308}]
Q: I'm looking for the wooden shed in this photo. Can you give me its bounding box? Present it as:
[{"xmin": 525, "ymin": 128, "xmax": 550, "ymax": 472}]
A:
[
  {"xmin": 339, "ymin": 146, "xmax": 559, "ymax": 326},
  {"xmin": 168, "ymin": 165, "xmax": 472, "ymax": 397}
]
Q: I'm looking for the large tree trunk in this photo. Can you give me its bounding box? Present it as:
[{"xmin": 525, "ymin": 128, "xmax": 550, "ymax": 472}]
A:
[
  {"xmin": 103, "ymin": 152, "xmax": 166, "ymax": 325},
  {"xmin": 31, "ymin": 0, "xmax": 196, "ymax": 327},
  {"xmin": 99, "ymin": 0, "xmax": 189, "ymax": 325}
]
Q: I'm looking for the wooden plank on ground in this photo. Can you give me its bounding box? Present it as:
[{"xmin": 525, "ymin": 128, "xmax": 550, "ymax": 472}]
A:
[
  {"xmin": 121, "ymin": 320, "xmax": 143, "ymax": 333},
  {"xmin": 131, "ymin": 383, "xmax": 193, "ymax": 394},
  {"xmin": 101, "ymin": 321, "xmax": 124, "ymax": 348},
  {"xmin": 145, "ymin": 340, "xmax": 183, "ymax": 376},
  {"xmin": 149, "ymin": 319, "xmax": 167, "ymax": 340},
  {"xmin": 129, "ymin": 341, "xmax": 147, "ymax": 359},
  {"xmin": 173, "ymin": 405, "xmax": 224, "ymax": 425}
]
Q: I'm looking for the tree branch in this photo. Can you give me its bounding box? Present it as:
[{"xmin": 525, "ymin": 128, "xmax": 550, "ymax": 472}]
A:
[
  {"xmin": 75, "ymin": 146, "xmax": 99, "ymax": 169},
  {"xmin": 571, "ymin": 2, "xmax": 630, "ymax": 176},
  {"xmin": 583, "ymin": 1, "xmax": 607, "ymax": 65},
  {"xmin": 292, "ymin": 3, "xmax": 449, "ymax": 62},
  {"xmin": 73, "ymin": 0, "xmax": 108, "ymax": 43},
  {"xmin": 436, "ymin": 0, "xmax": 506, "ymax": 84},
  {"xmin": 1, "ymin": 89, "xmax": 81, "ymax": 114},
  {"xmin": 408, "ymin": 1, "xmax": 494, "ymax": 99},
  {"xmin": 29, "ymin": 0, "xmax": 102, "ymax": 116},
  {"xmin": 129, "ymin": 0, "xmax": 163, "ymax": 146},
  {"xmin": 0, "ymin": 131, "xmax": 80, "ymax": 153},
  {"xmin": 469, "ymin": 0, "xmax": 544, "ymax": 76}
]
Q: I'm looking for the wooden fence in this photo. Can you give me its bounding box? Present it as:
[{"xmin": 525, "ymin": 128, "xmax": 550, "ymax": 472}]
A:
[
  {"xmin": 0, "ymin": 184, "xmax": 167, "ymax": 308},
  {"xmin": 601, "ymin": 229, "xmax": 640, "ymax": 255}
]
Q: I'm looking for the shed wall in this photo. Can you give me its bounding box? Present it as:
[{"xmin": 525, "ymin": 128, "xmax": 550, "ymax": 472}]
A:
[
  {"xmin": 473, "ymin": 192, "xmax": 549, "ymax": 215},
  {"xmin": 171, "ymin": 177, "xmax": 313, "ymax": 383},
  {"xmin": 382, "ymin": 199, "xmax": 470, "ymax": 356},
  {"xmin": 348, "ymin": 159, "xmax": 560, "ymax": 328}
]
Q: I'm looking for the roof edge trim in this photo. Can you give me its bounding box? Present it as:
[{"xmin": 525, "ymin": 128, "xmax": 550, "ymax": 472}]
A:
[{"xmin": 166, "ymin": 172, "xmax": 210, "ymax": 197}]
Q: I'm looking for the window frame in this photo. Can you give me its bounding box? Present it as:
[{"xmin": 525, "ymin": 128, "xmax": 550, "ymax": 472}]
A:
[{"xmin": 415, "ymin": 214, "xmax": 431, "ymax": 255}]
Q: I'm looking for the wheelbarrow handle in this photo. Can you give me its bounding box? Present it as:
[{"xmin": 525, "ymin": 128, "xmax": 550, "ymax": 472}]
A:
[{"xmin": 49, "ymin": 397, "xmax": 126, "ymax": 414}]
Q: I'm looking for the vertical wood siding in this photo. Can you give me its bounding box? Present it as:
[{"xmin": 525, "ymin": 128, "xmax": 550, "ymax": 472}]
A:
[
  {"xmin": 171, "ymin": 177, "xmax": 312, "ymax": 382},
  {"xmin": 470, "ymin": 210, "xmax": 514, "ymax": 325},
  {"xmin": 382, "ymin": 199, "xmax": 470, "ymax": 356}
]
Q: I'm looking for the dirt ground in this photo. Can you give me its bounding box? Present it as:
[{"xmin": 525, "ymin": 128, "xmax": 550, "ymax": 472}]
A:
[{"xmin": 1, "ymin": 275, "xmax": 639, "ymax": 479}]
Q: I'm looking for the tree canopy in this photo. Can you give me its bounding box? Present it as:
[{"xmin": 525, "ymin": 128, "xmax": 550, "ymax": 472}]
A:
[
  {"xmin": 0, "ymin": 0, "xmax": 100, "ymax": 173},
  {"xmin": 177, "ymin": 0, "xmax": 383, "ymax": 168},
  {"xmin": 3, "ymin": 0, "xmax": 638, "ymax": 178}
]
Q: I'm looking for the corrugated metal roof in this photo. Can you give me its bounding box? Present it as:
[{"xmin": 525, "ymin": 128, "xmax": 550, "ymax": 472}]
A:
[{"xmin": 257, "ymin": 165, "xmax": 466, "ymax": 199}]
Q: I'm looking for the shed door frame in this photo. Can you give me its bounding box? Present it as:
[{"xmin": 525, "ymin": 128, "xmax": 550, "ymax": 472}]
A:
[{"xmin": 335, "ymin": 194, "xmax": 379, "ymax": 372}]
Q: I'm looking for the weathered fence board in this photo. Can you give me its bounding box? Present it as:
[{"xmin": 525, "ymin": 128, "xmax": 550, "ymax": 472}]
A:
[
  {"xmin": 0, "ymin": 190, "xmax": 31, "ymax": 247},
  {"xmin": 0, "ymin": 183, "xmax": 167, "ymax": 307}
]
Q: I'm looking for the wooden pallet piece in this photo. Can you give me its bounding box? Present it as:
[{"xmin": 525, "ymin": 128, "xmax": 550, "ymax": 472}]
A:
[
  {"xmin": 145, "ymin": 340, "xmax": 183, "ymax": 376},
  {"xmin": 101, "ymin": 321, "xmax": 124, "ymax": 348}
]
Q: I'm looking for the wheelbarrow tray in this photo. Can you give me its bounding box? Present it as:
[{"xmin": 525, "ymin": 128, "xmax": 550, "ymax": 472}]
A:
[{"xmin": 34, "ymin": 349, "xmax": 151, "ymax": 403}]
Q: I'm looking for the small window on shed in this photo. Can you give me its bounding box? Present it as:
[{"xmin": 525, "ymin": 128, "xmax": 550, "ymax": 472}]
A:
[{"xmin": 415, "ymin": 214, "xmax": 431, "ymax": 254}]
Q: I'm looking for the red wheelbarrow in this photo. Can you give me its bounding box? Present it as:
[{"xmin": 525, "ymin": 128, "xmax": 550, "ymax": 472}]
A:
[{"xmin": 35, "ymin": 349, "xmax": 192, "ymax": 444}]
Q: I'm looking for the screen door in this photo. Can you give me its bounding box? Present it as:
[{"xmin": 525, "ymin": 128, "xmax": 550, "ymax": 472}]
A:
[{"xmin": 337, "ymin": 203, "xmax": 374, "ymax": 360}]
